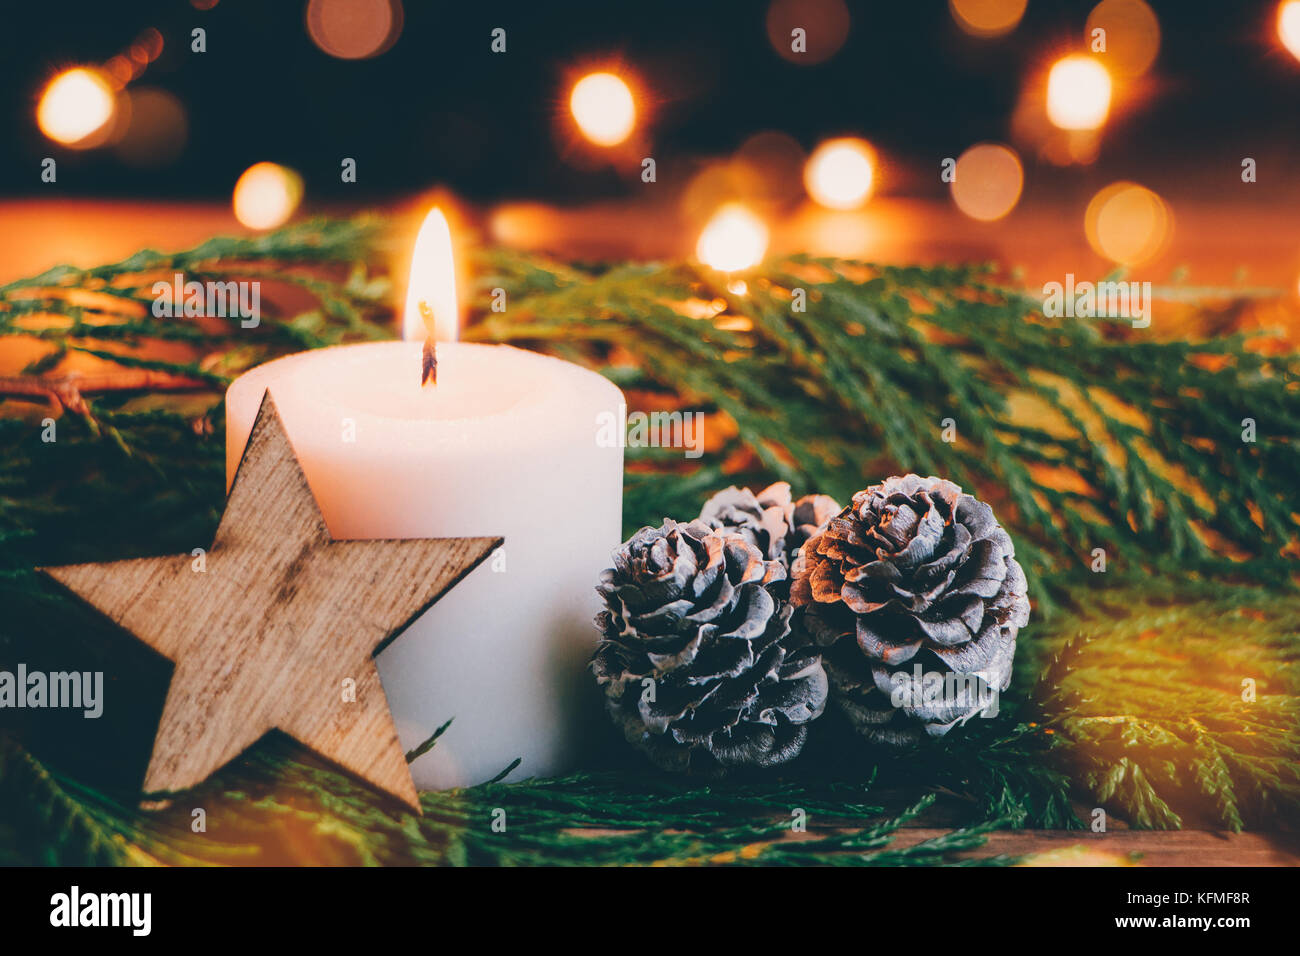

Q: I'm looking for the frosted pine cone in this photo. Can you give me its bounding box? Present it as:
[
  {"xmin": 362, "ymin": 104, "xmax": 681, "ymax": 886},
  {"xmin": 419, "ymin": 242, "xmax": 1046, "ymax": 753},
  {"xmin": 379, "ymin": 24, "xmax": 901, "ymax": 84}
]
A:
[
  {"xmin": 790, "ymin": 475, "xmax": 1030, "ymax": 745},
  {"xmin": 698, "ymin": 482, "xmax": 841, "ymax": 565},
  {"xmin": 591, "ymin": 518, "xmax": 828, "ymax": 771}
]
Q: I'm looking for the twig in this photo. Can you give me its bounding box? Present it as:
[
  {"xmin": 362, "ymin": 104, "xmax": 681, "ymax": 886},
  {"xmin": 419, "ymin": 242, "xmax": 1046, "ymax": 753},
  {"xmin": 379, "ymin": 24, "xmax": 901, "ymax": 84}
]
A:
[{"xmin": 0, "ymin": 370, "xmax": 212, "ymax": 415}]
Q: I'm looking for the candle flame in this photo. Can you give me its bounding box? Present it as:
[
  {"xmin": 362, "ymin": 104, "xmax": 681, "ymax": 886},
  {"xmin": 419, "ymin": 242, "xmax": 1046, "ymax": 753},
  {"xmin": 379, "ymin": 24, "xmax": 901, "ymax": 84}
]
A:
[{"xmin": 403, "ymin": 207, "xmax": 459, "ymax": 344}]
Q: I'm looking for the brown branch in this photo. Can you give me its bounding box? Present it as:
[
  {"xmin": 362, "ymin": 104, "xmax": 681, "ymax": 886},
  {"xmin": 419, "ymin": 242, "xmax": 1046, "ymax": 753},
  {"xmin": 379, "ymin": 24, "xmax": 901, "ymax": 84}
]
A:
[{"xmin": 0, "ymin": 370, "xmax": 213, "ymax": 416}]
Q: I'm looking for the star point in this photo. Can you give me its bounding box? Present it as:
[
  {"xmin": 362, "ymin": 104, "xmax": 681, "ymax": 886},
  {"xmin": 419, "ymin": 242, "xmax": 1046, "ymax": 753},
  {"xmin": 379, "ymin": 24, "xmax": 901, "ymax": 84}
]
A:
[{"xmin": 43, "ymin": 392, "xmax": 501, "ymax": 814}]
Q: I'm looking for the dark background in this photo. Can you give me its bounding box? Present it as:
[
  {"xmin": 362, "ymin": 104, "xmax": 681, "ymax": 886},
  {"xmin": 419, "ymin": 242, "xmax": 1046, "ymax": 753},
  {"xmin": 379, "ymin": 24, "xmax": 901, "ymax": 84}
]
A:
[{"xmin": 0, "ymin": 0, "xmax": 1295, "ymax": 201}]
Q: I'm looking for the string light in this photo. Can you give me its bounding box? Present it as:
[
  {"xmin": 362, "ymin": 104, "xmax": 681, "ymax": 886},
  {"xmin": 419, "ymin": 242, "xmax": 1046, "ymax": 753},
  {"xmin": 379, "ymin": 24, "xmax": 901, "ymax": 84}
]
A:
[
  {"xmin": 1279, "ymin": 1, "xmax": 1300, "ymax": 61},
  {"xmin": 1046, "ymin": 55, "xmax": 1112, "ymax": 130},
  {"xmin": 37, "ymin": 68, "xmax": 116, "ymax": 146},
  {"xmin": 233, "ymin": 163, "xmax": 303, "ymax": 231},
  {"xmin": 804, "ymin": 138, "xmax": 876, "ymax": 210},
  {"xmin": 570, "ymin": 72, "xmax": 636, "ymax": 147},
  {"xmin": 697, "ymin": 205, "xmax": 768, "ymax": 272}
]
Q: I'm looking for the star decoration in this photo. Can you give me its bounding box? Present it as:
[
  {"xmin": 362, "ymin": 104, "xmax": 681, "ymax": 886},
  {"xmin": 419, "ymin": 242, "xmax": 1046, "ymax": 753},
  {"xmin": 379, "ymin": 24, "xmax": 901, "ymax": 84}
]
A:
[{"xmin": 42, "ymin": 393, "xmax": 501, "ymax": 813}]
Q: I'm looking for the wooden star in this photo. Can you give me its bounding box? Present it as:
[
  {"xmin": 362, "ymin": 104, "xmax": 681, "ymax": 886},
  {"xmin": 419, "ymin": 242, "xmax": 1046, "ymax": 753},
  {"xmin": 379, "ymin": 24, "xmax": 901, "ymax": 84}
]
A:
[{"xmin": 42, "ymin": 393, "xmax": 501, "ymax": 814}]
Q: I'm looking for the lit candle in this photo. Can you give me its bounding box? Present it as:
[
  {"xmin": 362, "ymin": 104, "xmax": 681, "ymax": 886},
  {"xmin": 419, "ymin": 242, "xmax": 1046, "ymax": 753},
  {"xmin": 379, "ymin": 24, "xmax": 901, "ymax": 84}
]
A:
[{"xmin": 225, "ymin": 208, "xmax": 624, "ymax": 789}]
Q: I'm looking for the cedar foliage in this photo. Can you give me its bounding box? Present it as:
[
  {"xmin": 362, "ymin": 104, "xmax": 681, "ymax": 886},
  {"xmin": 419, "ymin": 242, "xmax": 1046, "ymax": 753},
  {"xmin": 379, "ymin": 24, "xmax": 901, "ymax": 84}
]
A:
[
  {"xmin": 0, "ymin": 218, "xmax": 1296, "ymax": 864},
  {"xmin": 0, "ymin": 733, "xmax": 1023, "ymax": 866},
  {"xmin": 473, "ymin": 251, "xmax": 1299, "ymax": 603}
]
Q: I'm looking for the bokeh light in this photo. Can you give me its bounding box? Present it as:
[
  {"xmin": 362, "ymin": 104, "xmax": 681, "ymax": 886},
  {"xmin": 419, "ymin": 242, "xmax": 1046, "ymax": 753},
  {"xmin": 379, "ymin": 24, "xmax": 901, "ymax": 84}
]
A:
[
  {"xmin": 682, "ymin": 160, "xmax": 772, "ymax": 225},
  {"xmin": 1084, "ymin": 181, "xmax": 1170, "ymax": 265},
  {"xmin": 233, "ymin": 162, "xmax": 303, "ymax": 231},
  {"xmin": 569, "ymin": 72, "xmax": 636, "ymax": 147},
  {"xmin": 1279, "ymin": 1, "xmax": 1300, "ymax": 61},
  {"xmin": 804, "ymin": 138, "xmax": 876, "ymax": 210},
  {"xmin": 806, "ymin": 210, "xmax": 876, "ymax": 258},
  {"xmin": 697, "ymin": 205, "xmax": 769, "ymax": 272},
  {"xmin": 950, "ymin": 143, "xmax": 1023, "ymax": 221},
  {"xmin": 766, "ymin": 0, "xmax": 850, "ymax": 65},
  {"xmin": 103, "ymin": 56, "xmax": 134, "ymax": 87},
  {"xmin": 305, "ymin": 0, "xmax": 403, "ymax": 60},
  {"xmin": 37, "ymin": 68, "xmax": 117, "ymax": 147},
  {"xmin": 114, "ymin": 88, "xmax": 187, "ymax": 167},
  {"xmin": 1086, "ymin": 0, "xmax": 1160, "ymax": 77},
  {"xmin": 734, "ymin": 131, "xmax": 808, "ymax": 205},
  {"xmin": 1046, "ymin": 55, "xmax": 1112, "ymax": 130},
  {"xmin": 948, "ymin": 0, "xmax": 1027, "ymax": 38},
  {"xmin": 135, "ymin": 27, "xmax": 165, "ymax": 63}
]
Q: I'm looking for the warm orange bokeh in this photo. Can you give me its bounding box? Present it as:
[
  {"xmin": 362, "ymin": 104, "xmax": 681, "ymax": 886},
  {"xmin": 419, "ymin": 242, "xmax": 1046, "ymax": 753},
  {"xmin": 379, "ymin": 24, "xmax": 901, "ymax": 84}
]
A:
[
  {"xmin": 37, "ymin": 68, "xmax": 116, "ymax": 147},
  {"xmin": 232, "ymin": 163, "xmax": 303, "ymax": 231},
  {"xmin": 949, "ymin": 0, "xmax": 1027, "ymax": 38},
  {"xmin": 1280, "ymin": 1, "xmax": 1300, "ymax": 60},
  {"xmin": 804, "ymin": 138, "xmax": 876, "ymax": 210},
  {"xmin": 1046, "ymin": 55, "xmax": 1112, "ymax": 130},
  {"xmin": 569, "ymin": 72, "xmax": 636, "ymax": 147},
  {"xmin": 697, "ymin": 205, "xmax": 769, "ymax": 272},
  {"xmin": 1086, "ymin": 0, "xmax": 1161, "ymax": 77},
  {"xmin": 951, "ymin": 143, "xmax": 1024, "ymax": 222},
  {"xmin": 1084, "ymin": 181, "xmax": 1171, "ymax": 265}
]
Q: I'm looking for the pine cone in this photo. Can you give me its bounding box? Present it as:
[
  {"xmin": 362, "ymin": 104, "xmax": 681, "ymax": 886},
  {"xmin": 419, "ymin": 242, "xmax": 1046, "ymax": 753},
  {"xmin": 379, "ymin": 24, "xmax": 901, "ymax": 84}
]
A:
[
  {"xmin": 698, "ymin": 482, "xmax": 841, "ymax": 565},
  {"xmin": 591, "ymin": 518, "xmax": 828, "ymax": 771},
  {"xmin": 790, "ymin": 474, "xmax": 1029, "ymax": 745}
]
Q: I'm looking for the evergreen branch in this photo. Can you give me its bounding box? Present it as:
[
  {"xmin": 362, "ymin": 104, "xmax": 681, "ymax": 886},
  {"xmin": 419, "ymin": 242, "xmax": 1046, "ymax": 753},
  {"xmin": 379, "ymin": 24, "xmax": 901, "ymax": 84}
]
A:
[{"xmin": 2, "ymin": 218, "xmax": 1298, "ymax": 864}]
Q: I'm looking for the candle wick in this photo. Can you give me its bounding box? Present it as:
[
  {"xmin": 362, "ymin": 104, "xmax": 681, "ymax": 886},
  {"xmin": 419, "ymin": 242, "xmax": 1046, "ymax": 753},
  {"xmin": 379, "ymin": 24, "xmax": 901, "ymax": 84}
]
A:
[
  {"xmin": 417, "ymin": 299, "xmax": 438, "ymax": 386},
  {"xmin": 421, "ymin": 338, "xmax": 438, "ymax": 387}
]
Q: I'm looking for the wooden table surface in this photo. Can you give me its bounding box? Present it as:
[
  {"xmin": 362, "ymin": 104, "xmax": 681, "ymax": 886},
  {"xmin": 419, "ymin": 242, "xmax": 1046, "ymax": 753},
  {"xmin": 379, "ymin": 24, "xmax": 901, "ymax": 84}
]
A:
[{"xmin": 892, "ymin": 828, "xmax": 1300, "ymax": 866}]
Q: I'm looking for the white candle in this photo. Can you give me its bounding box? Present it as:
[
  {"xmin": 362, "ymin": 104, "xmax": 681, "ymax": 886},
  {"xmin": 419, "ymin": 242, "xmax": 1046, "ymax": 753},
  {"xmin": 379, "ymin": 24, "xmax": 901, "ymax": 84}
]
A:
[{"xmin": 225, "ymin": 211, "xmax": 623, "ymax": 789}]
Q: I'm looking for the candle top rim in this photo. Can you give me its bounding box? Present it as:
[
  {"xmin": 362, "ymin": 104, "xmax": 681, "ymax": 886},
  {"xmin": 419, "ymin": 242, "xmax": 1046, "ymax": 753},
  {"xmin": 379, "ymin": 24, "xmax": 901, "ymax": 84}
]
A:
[
  {"xmin": 225, "ymin": 340, "xmax": 624, "ymax": 429},
  {"xmin": 233, "ymin": 339, "xmax": 604, "ymax": 373}
]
